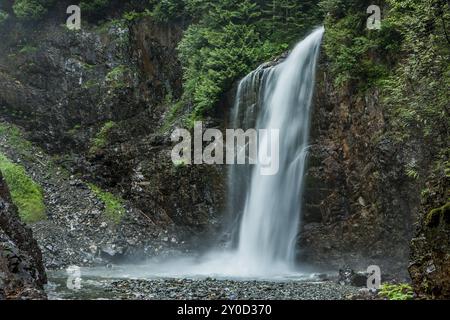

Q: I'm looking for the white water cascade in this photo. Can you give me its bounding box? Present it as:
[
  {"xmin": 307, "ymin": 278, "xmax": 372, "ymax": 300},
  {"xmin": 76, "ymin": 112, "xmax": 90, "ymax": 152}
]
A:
[
  {"xmin": 228, "ymin": 26, "xmax": 325, "ymax": 276},
  {"xmin": 79, "ymin": 27, "xmax": 325, "ymax": 280}
]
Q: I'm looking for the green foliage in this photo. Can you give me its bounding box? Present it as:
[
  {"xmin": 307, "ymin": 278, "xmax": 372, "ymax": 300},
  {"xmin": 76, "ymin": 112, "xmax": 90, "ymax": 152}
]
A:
[
  {"xmin": 0, "ymin": 154, "xmax": 46, "ymax": 224},
  {"xmin": 67, "ymin": 124, "xmax": 82, "ymax": 136},
  {"xmin": 383, "ymin": 0, "xmax": 450, "ymax": 141},
  {"xmin": 320, "ymin": 0, "xmax": 401, "ymax": 88},
  {"xmin": 173, "ymin": 159, "xmax": 188, "ymax": 168},
  {"xmin": 89, "ymin": 121, "xmax": 117, "ymax": 154},
  {"xmin": 88, "ymin": 183, "xmax": 125, "ymax": 224},
  {"xmin": 105, "ymin": 65, "xmax": 131, "ymax": 89},
  {"xmin": 322, "ymin": 0, "xmax": 449, "ymax": 144},
  {"xmin": 425, "ymin": 202, "xmax": 450, "ymax": 228},
  {"xmin": 175, "ymin": 0, "xmax": 322, "ymax": 120},
  {"xmin": 0, "ymin": 9, "xmax": 9, "ymax": 25},
  {"xmin": 405, "ymin": 160, "xmax": 419, "ymax": 180},
  {"xmin": 19, "ymin": 44, "xmax": 38, "ymax": 54},
  {"xmin": 122, "ymin": 10, "xmax": 152, "ymax": 22},
  {"xmin": 0, "ymin": 122, "xmax": 32, "ymax": 153},
  {"xmin": 13, "ymin": 0, "xmax": 50, "ymax": 21},
  {"xmin": 80, "ymin": 0, "xmax": 112, "ymax": 18},
  {"xmin": 379, "ymin": 283, "xmax": 414, "ymax": 300},
  {"xmin": 160, "ymin": 99, "xmax": 185, "ymax": 133},
  {"xmin": 82, "ymin": 79, "xmax": 98, "ymax": 89},
  {"xmin": 149, "ymin": 0, "xmax": 187, "ymax": 22}
]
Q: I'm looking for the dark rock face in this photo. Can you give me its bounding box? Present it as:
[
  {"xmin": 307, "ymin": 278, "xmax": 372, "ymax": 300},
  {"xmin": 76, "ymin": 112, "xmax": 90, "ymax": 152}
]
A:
[
  {"xmin": 409, "ymin": 176, "xmax": 450, "ymax": 299},
  {"xmin": 0, "ymin": 173, "xmax": 47, "ymax": 299},
  {"xmin": 0, "ymin": 15, "xmax": 226, "ymax": 267},
  {"xmin": 298, "ymin": 64, "xmax": 419, "ymax": 277}
]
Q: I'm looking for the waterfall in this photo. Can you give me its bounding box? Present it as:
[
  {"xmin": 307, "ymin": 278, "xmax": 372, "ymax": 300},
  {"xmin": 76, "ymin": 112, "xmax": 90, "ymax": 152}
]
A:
[
  {"xmin": 228, "ymin": 27, "xmax": 324, "ymax": 275},
  {"xmin": 125, "ymin": 28, "xmax": 325, "ymax": 280}
]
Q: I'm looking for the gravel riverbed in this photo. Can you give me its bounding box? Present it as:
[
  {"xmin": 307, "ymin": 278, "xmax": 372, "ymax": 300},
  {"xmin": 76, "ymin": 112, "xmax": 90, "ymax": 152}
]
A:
[
  {"xmin": 47, "ymin": 275, "xmax": 362, "ymax": 300},
  {"xmin": 111, "ymin": 278, "xmax": 361, "ymax": 300}
]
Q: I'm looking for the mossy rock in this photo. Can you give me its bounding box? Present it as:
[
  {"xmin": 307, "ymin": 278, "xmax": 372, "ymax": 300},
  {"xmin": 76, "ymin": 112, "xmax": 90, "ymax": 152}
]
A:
[
  {"xmin": 89, "ymin": 121, "xmax": 117, "ymax": 154},
  {"xmin": 0, "ymin": 154, "xmax": 46, "ymax": 223},
  {"xmin": 87, "ymin": 183, "xmax": 125, "ymax": 224},
  {"xmin": 425, "ymin": 202, "xmax": 450, "ymax": 228}
]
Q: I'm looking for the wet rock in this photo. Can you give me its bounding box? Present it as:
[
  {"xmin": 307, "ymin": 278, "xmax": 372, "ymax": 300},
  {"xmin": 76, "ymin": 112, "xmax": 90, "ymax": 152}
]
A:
[
  {"xmin": 299, "ymin": 63, "xmax": 418, "ymax": 279},
  {"xmin": 338, "ymin": 267, "xmax": 368, "ymax": 287}
]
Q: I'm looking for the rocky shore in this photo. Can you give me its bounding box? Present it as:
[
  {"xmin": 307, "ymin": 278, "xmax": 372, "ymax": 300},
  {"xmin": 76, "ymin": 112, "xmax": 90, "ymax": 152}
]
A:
[
  {"xmin": 46, "ymin": 275, "xmax": 364, "ymax": 300},
  {"xmin": 110, "ymin": 278, "xmax": 364, "ymax": 300}
]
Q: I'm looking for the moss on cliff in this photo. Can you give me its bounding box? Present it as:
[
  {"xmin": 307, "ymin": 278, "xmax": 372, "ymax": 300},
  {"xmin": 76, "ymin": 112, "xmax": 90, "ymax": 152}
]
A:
[
  {"xmin": 89, "ymin": 121, "xmax": 117, "ymax": 154},
  {"xmin": 12, "ymin": 0, "xmax": 56, "ymax": 21},
  {"xmin": 87, "ymin": 183, "xmax": 125, "ymax": 224},
  {"xmin": 426, "ymin": 202, "xmax": 450, "ymax": 228},
  {"xmin": 0, "ymin": 123, "xmax": 36, "ymax": 167},
  {"xmin": 105, "ymin": 65, "xmax": 132, "ymax": 89},
  {"xmin": 0, "ymin": 154, "xmax": 46, "ymax": 224},
  {"xmin": 0, "ymin": 10, "xmax": 9, "ymax": 25}
]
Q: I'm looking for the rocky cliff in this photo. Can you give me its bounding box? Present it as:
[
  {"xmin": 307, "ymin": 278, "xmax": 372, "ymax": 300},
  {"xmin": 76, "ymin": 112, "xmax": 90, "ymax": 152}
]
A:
[
  {"xmin": 0, "ymin": 172, "xmax": 46, "ymax": 299},
  {"xmin": 299, "ymin": 62, "xmax": 420, "ymax": 278},
  {"xmin": 409, "ymin": 175, "xmax": 449, "ymax": 299},
  {"xmin": 0, "ymin": 14, "xmax": 225, "ymax": 269}
]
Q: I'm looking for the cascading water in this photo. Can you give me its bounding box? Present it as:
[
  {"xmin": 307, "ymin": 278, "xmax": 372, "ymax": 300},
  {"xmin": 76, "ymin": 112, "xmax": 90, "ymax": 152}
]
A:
[
  {"xmin": 228, "ymin": 26, "xmax": 325, "ymax": 275},
  {"xmin": 82, "ymin": 27, "xmax": 325, "ymax": 281}
]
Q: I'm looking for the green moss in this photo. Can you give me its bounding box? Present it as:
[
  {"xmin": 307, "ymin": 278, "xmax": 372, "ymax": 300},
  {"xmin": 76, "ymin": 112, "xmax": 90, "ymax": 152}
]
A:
[
  {"xmin": 19, "ymin": 45, "xmax": 38, "ymax": 55},
  {"xmin": 426, "ymin": 203, "xmax": 450, "ymax": 228},
  {"xmin": 13, "ymin": 0, "xmax": 49, "ymax": 21},
  {"xmin": 81, "ymin": 62, "xmax": 96, "ymax": 71},
  {"xmin": 405, "ymin": 160, "xmax": 419, "ymax": 180},
  {"xmin": 80, "ymin": 0, "xmax": 112, "ymax": 18},
  {"xmin": 67, "ymin": 124, "xmax": 82, "ymax": 136},
  {"xmin": 0, "ymin": 10, "xmax": 9, "ymax": 25},
  {"xmin": 0, "ymin": 154, "xmax": 46, "ymax": 223},
  {"xmin": 122, "ymin": 10, "xmax": 152, "ymax": 22},
  {"xmin": 82, "ymin": 79, "xmax": 99, "ymax": 89},
  {"xmin": 89, "ymin": 121, "xmax": 116, "ymax": 154},
  {"xmin": 172, "ymin": 159, "xmax": 188, "ymax": 171},
  {"xmin": 160, "ymin": 99, "xmax": 185, "ymax": 133},
  {"xmin": 87, "ymin": 183, "xmax": 125, "ymax": 224},
  {"xmin": 379, "ymin": 283, "xmax": 414, "ymax": 300},
  {"xmin": 105, "ymin": 65, "xmax": 131, "ymax": 89},
  {"xmin": 0, "ymin": 122, "xmax": 33, "ymax": 154}
]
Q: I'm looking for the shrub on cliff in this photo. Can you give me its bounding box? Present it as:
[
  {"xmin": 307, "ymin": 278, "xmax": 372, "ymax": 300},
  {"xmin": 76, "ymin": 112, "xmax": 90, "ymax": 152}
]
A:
[
  {"xmin": 0, "ymin": 10, "xmax": 9, "ymax": 25},
  {"xmin": 13, "ymin": 0, "xmax": 48, "ymax": 21},
  {"xmin": 80, "ymin": 0, "xmax": 113, "ymax": 19}
]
